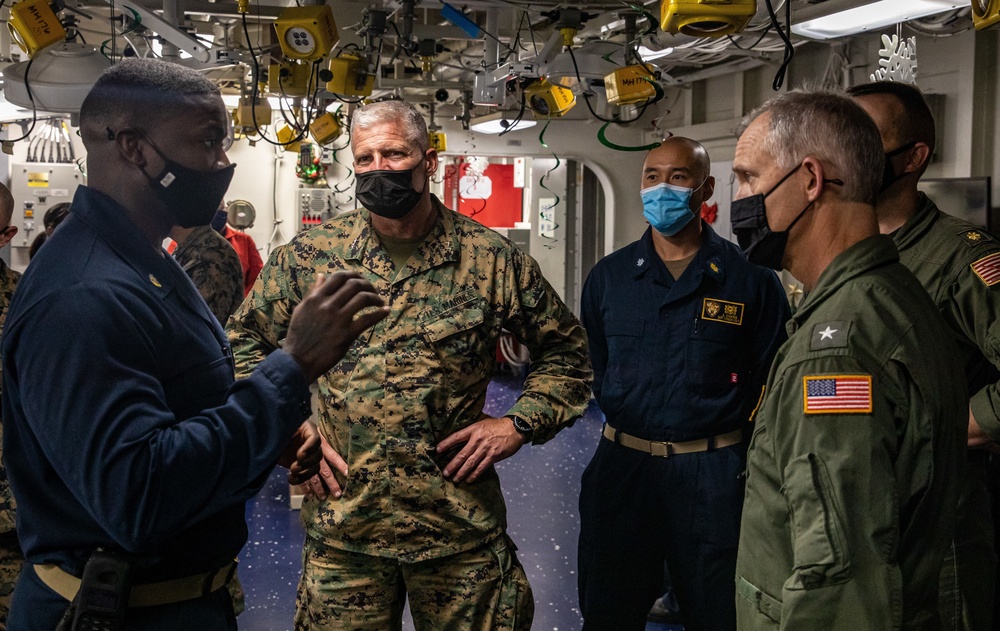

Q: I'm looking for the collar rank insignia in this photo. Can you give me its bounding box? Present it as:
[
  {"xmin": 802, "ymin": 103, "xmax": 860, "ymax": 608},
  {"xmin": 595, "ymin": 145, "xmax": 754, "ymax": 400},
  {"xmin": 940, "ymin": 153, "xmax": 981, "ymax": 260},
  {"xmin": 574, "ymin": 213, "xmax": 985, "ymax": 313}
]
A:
[
  {"xmin": 148, "ymin": 273, "xmax": 162, "ymax": 288},
  {"xmin": 637, "ymin": 258, "xmax": 644, "ymax": 267},
  {"xmin": 701, "ymin": 298, "xmax": 743, "ymax": 325},
  {"xmin": 961, "ymin": 230, "xmax": 993, "ymax": 247},
  {"xmin": 709, "ymin": 262, "xmax": 720, "ymax": 273},
  {"xmin": 810, "ymin": 320, "xmax": 850, "ymax": 349}
]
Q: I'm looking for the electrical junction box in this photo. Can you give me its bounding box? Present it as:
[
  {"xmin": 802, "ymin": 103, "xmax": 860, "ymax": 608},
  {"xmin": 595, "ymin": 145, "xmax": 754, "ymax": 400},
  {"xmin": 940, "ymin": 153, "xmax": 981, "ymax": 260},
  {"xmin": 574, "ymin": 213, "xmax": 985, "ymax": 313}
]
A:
[
  {"xmin": 274, "ymin": 5, "xmax": 338, "ymax": 61},
  {"xmin": 604, "ymin": 65, "xmax": 657, "ymax": 106},
  {"xmin": 428, "ymin": 131, "xmax": 447, "ymax": 152},
  {"xmin": 309, "ymin": 112, "xmax": 342, "ymax": 145},
  {"xmin": 8, "ymin": 162, "xmax": 84, "ymax": 271},
  {"xmin": 297, "ymin": 187, "xmax": 337, "ymax": 230},
  {"xmin": 327, "ymin": 53, "xmax": 374, "ymax": 97},
  {"xmin": 268, "ymin": 61, "xmax": 312, "ymax": 98},
  {"xmin": 661, "ymin": 0, "xmax": 756, "ymax": 38},
  {"xmin": 9, "ymin": 0, "xmax": 66, "ymax": 57},
  {"xmin": 525, "ymin": 80, "xmax": 576, "ymax": 118}
]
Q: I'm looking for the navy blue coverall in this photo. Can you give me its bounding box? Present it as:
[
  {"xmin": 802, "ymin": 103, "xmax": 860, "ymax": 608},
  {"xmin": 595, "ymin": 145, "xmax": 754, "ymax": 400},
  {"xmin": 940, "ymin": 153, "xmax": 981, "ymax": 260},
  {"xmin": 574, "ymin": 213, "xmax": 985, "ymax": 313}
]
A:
[
  {"xmin": 578, "ymin": 223, "xmax": 789, "ymax": 630},
  {"xmin": 2, "ymin": 186, "xmax": 312, "ymax": 630}
]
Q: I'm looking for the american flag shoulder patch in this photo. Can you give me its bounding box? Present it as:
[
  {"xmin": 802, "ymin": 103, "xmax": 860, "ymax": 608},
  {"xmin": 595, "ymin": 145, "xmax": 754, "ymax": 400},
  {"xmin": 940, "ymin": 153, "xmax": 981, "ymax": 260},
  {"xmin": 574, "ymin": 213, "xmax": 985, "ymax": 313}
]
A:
[
  {"xmin": 802, "ymin": 375, "xmax": 873, "ymax": 414},
  {"xmin": 971, "ymin": 252, "xmax": 1000, "ymax": 287}
]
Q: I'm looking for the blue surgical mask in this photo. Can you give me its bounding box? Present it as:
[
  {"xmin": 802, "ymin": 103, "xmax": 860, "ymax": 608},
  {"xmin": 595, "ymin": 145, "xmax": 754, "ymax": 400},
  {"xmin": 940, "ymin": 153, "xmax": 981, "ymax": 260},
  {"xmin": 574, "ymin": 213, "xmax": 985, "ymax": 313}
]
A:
[{"xmin": 641, "ymin": 180, "xmax": 704, "ymax": 236}]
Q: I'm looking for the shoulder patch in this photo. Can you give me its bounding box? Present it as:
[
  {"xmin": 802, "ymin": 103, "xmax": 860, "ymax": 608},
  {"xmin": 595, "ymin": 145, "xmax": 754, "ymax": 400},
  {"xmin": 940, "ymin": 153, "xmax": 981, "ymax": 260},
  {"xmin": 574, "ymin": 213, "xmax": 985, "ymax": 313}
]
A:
[
  {"xmin": 810, "ymin": 321, "xmax": 850, "ymax": 350},
  {"xmin": 701, "ymin": 298, "xmax": 743, "ymax": 325},
  {"xmin": 971, "ymin": 252, "xmax": 1000, "ymax": 287},
  {"xmin": 959, "ymin": 229, "xmax": 993, "ymax": 247},
  {"xmin": 803, "ymin": 375, "xmax": 872, "ymax": 414}
]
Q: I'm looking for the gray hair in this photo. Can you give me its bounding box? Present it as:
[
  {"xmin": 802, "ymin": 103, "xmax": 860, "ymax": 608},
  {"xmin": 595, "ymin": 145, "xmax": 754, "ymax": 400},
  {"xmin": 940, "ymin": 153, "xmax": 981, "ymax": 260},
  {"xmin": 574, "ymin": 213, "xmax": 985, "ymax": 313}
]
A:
[
  {"xmin": 350, "ymin": 99, "xmax": 428, "ymax": 152},
  {"xmin": 80, "ymin": 59, "xmax": 220, "ymax": 135},
  {"xmin": 737, "ymin": 89, "xmax": 884, "ymax": 205}
]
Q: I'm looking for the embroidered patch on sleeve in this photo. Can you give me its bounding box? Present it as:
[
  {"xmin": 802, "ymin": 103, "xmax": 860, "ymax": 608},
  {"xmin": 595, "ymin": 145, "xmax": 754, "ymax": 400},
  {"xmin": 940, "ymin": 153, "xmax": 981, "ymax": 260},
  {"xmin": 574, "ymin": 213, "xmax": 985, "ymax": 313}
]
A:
[
  {"xmin": 701, "ymin": 298, "xmax": 744, "ymax": 325},
  {"xmin": 960, "ymin": 229, "xmax": 993, "ymax": 247},
  {"xmin": 803, "ymin": 375, "xmax": 873, "ymax": 414},
  {"xmin": 971, "ymin": 252, "xmax": 1000, "ymax": 287}
]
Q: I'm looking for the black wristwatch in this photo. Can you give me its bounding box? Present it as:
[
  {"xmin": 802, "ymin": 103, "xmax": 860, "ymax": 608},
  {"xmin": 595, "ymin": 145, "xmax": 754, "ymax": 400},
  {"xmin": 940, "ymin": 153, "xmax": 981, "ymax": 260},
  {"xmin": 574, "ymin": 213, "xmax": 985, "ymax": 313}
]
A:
[{"xmin": 510, "ymin": 415, "xmax": 534, "ymax": 442}]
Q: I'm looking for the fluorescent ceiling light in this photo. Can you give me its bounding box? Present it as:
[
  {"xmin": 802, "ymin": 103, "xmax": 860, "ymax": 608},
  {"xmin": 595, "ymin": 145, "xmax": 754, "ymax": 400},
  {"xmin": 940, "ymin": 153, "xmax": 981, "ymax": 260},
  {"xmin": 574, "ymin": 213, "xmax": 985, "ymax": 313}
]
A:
[
  {"xmin": 792, "ymin": 0, "xmax": 965, "ymax": 40},
  {"xmin": 637, "ymin": 46, "xmax": 674, "ymax": 61},
  {"xmin": 469, "ymin": 112, "xmax": 537, "ymax": 134}
]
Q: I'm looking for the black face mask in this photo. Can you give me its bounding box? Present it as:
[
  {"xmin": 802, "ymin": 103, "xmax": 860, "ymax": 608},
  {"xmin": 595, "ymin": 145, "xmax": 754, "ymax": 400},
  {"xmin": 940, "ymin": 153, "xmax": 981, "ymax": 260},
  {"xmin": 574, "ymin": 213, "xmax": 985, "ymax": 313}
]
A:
[
  {"xmin": 730, "ymin": 164, "xmax": 843, "ymax": 271},
  {"xmin": 141, "ymin": 137, "xmax": 236, "ymax": 228},
  {"xmin": 356, "ymin": 168, "xmax": 424, "ymax": 219},
  {"xmin": 880, "ymin": 140, "xmax": 917, "ymax": 194}
]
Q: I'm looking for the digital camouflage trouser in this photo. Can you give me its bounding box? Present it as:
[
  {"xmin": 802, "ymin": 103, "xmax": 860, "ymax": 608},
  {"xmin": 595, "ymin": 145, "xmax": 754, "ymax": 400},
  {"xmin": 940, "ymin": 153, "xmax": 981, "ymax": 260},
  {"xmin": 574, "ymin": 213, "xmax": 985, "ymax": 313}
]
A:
[
  {"xmin": 294, "ymin": 534, "xmax": 533, "ymax": 630},
  {"xmin": 0, "ymin": 534, "xmax": 23, "ymax": 631}
]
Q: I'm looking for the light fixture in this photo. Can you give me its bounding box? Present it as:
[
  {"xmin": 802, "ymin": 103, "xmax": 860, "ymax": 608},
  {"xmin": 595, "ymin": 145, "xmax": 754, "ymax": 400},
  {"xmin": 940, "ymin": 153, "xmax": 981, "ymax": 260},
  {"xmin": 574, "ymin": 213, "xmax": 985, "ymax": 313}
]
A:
[
  {"xmin": 792, "ymin": 0, "xmax": 966, "ymax": 40},
  {"xmin": 3, "ymin": 42, "xmax": 111, "ymax": 115},
  {"xmin": 469, "ymin": 111, "xmax": 537, "ymax": 134},
  {"xmin": 637, "ymin": 46, "xmax": 674, "ymax": 61}
]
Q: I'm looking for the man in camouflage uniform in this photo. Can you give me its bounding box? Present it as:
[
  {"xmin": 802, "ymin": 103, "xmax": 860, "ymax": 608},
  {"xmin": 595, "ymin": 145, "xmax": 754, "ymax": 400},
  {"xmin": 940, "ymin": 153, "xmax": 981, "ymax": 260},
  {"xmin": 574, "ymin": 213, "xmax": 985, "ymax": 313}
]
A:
[
  {"xmin": 0, "ymin": 184, "xmax": 21, "ymax": 630},
  {"xmin": 170, "ymin": 223, "xmax": 244, "ymax": 325},
  {"xmin": 228, "ymin": 99, "xmax": 592, "ymax": 630},
  {"xmin": 730, "ymin": 90, "xmax": 965, "ymax": 629},
  {"xmin": 850, "ymin": 81, "xmax": 998, "ymax": 631}
]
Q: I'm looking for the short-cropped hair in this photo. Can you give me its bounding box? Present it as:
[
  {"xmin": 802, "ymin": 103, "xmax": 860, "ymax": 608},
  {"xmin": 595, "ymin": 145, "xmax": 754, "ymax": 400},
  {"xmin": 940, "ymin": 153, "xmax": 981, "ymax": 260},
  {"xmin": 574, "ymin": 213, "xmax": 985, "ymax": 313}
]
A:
[
  {"xmin": 80, "ymin": 59, "xmax": 220, "ymax": 135},
  {"xmin": 351, "ymin": 99, "xmax": 428, "ymax": 153},
  {"xmin": 738, "ymin": 90, "xmax": 884, "ymax": 205},
  {"xmin": 847, "ymin": 81, "xmax": 936, "ymax": 153}
]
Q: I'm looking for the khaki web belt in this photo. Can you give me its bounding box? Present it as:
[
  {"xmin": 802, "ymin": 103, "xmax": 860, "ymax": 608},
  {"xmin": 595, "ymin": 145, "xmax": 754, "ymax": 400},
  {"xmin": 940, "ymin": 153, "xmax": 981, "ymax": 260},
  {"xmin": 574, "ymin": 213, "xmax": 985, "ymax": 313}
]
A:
[{"xmin": 602, "ymin": 423, "xmax": 743, "ymax": 457}]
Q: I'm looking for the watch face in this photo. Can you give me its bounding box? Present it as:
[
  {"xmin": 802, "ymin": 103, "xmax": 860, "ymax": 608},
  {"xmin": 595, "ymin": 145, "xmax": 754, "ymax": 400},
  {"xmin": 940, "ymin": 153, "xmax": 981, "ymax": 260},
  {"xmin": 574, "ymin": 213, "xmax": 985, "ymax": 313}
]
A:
[{"xmin": 512, "ymin": 416, "xmax": 532, "ymax": 434}]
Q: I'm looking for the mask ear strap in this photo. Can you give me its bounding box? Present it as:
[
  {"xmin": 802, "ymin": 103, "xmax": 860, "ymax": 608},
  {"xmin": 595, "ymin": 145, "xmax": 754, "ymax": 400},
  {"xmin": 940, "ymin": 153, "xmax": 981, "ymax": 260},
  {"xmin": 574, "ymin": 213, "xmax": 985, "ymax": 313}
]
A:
[{"xmin": 764, "ymin": 163, "xmax": 802, "ymax": 199}]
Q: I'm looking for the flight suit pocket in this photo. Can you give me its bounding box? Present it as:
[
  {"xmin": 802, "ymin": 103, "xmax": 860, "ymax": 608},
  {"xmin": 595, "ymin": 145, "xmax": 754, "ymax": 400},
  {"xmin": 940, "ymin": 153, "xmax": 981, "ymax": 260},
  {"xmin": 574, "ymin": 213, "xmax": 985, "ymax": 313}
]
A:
[
  {"xmin": 423, "ymin": 298, "xmax": 490, "ymax": 396},
  {"xmin": 782, "ymin": 453, "xmax": 852, "ymax": 591},
  {"xmin": 687, "ymin": 319, "xmax": 746, "ymax": 396}
]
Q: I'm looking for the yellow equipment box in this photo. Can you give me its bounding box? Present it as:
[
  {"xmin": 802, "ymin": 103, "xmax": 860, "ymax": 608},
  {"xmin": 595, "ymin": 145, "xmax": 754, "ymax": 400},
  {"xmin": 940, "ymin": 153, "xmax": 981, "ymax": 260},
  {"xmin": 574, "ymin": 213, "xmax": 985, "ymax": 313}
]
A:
[
  {"xmin": 9, "ymin": 0, "xmax": 66, "ymax": 58},
  {"xmin": 661, "ymin": 0, "xmax": 756, "ymax": 38},
  {"xmin": 326, "ymin": 53, "xmax": 374, "ymax": 97},
  {"xmin": 274, "ymin": 5, "xmax": 338, "ymax": 61},
  {"xmin": 973, "ymin": 0, "xmax": 1000, "ymax": 30},
  {"xmin": 604, "ymin": 65, "xmax": 657, "ymax": 106},
  {"xmin": 428, "ymin": 131, "xmax": 447, "ymax": 152},
  {"xmin": 309, "ymin": 112, "xmax": 342, "ymax": 145},
  {"xmin": 525, "ymin": 80, "xmax": 576, "ymax": 118},
  {"xmin": 268, "ymin": 61, "xmax": 312, "ymax": 98}
]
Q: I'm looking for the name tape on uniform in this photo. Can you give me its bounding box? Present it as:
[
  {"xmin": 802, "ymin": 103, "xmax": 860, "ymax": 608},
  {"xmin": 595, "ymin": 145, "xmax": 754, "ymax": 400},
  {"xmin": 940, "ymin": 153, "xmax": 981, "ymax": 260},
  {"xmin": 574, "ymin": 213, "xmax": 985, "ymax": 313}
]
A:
[
  {"xmin": 802, "ymin": 374, "xmax": 872, "ymax": 414},
  {"xmin": 701, "ymin": 298, "xmax": 744, "ymax": 325},
  {"xmin": 971, "ymin": 251, "xmax": 1000, "ymax": 287}
]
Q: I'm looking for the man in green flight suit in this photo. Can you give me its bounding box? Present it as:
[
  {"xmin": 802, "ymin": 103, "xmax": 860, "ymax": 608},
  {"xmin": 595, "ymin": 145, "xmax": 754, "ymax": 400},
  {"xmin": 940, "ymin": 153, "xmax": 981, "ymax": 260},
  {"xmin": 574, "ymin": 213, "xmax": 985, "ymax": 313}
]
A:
[
  {"xmin": 730, "ymin": 89, "xmax": 966, "ymax": 630},
  {"xmin": 227, "ymin": 99, "xmax": 592, "ymax": 630},
  {"xmin": 850, "ymin": 80, "xmax": 998, "ymax": 631}
]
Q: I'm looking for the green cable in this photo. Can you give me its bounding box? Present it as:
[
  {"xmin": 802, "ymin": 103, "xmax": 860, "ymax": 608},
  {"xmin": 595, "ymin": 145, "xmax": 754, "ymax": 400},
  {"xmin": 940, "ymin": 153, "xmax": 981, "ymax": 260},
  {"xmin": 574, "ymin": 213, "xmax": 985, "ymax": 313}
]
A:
[{"xmin": 597, "ymin": 121, "xmax": 661, "ymax": 152}]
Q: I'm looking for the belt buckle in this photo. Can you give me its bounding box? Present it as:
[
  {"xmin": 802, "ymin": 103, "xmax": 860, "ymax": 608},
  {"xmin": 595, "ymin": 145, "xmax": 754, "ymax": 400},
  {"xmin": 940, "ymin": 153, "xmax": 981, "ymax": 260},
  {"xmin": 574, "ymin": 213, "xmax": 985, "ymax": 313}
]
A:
[{"xmin": 649, "ymin": 441, "xmax": 671, "ymax": 458}]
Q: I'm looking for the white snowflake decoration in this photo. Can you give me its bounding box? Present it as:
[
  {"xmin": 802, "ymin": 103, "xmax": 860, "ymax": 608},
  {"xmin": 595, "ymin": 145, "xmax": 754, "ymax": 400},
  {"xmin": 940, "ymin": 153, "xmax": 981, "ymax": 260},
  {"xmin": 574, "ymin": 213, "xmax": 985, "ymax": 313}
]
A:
[
  {"xmin": 465, "ymin": 156, "xmax": 490, "ymax": 178},
  {"xmin": 870, "ymin": 34, "xmax": 918, "ymax": 84}
]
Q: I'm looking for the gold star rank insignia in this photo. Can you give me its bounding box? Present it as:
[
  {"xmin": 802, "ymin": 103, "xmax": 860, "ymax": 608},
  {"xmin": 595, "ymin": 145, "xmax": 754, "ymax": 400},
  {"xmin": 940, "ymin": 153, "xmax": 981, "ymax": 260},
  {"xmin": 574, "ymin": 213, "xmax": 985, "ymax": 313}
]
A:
[
  {"xmin": 960, "ymin": 230, "xmax": 993, "ymax": 247},
  {"xmin": 149, "ymin": 274, "xmax": 162, "ymax": 288}
]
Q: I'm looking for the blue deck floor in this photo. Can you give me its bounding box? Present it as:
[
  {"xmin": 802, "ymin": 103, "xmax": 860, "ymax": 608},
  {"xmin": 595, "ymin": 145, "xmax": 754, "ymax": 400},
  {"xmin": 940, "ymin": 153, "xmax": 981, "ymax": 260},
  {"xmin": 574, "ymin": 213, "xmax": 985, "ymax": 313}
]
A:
[{"xmin": 238, "ymin": 371, "xmax": 682, "ymax": 630}]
